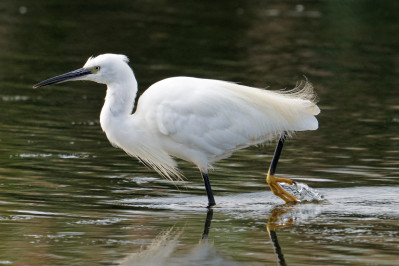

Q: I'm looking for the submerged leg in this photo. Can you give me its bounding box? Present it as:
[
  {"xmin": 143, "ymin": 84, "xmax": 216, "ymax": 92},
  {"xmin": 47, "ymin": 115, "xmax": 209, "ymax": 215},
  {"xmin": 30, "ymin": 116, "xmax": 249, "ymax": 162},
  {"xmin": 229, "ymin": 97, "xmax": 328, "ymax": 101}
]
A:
[
  {"xmin": 266, "ymin": 133, "xmax": 299, "ymax": 203},
  {"xmin": 201, "ymin": 172, "xmax": 216, "ymax": 207}
]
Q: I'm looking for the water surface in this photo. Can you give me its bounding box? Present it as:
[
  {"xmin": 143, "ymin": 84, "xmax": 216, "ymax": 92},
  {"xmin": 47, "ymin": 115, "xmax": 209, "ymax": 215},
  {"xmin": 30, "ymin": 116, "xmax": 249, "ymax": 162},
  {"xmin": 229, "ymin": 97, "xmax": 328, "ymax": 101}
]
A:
[{"xmin": 1, "ymin": 0, "xmax": 398, "ymax": 265}]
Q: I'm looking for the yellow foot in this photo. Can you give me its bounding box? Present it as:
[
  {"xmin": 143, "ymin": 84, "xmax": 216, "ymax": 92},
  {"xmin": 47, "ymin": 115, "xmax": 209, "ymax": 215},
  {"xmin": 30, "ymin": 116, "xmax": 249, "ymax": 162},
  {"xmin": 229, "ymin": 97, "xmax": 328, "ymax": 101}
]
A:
[{"xmin": 266, "ymin": 171, "xmax": 299, "ymax": 203}]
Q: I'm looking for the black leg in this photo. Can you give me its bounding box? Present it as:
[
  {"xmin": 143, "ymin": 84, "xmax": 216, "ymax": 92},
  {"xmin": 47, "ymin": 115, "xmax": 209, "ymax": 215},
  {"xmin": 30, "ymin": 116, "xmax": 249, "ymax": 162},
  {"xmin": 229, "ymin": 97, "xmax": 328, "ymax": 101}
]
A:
[
  {"xmin": 201, "ymin": 172, "xmax": 216, "ymax": 207},
  {"xmin": 269, "ymin": 132, "xmax": 287, "ymax": 176},
  {"xmin": 267, "ymin": 132, "xmax": 298, "ymax": 203}
]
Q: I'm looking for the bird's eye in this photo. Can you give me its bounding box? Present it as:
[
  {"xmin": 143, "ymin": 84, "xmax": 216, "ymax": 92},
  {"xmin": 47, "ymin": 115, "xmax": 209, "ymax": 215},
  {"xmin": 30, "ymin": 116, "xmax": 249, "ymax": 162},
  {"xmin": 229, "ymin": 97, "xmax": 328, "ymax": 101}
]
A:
[{"xmin": 95, "ymin": 66, "xmax": 101, "ymax": 71}]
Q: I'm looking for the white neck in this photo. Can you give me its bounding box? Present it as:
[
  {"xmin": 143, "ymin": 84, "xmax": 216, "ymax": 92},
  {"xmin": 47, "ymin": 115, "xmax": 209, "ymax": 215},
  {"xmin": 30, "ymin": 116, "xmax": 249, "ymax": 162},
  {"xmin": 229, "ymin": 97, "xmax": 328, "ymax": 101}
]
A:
[{"xmin": 99, "ymin": 70, "xmax": 138, "ymax": 134}]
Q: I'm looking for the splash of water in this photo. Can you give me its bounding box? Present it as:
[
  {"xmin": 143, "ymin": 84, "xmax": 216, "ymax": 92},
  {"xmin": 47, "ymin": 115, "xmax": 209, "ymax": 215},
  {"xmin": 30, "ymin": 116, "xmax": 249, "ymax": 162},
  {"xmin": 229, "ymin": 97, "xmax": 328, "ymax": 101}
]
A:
[{"xmin": 280, "ymin": 182, "xmax": 324, "ymax": 202}]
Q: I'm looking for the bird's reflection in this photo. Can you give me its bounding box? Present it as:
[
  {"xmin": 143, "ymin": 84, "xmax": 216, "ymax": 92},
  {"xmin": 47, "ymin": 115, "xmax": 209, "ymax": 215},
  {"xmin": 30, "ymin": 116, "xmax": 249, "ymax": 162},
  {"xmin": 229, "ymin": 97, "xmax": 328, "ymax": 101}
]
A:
[
  {"xmin": 118, "ymin": 225, "xmax": 182, "ymax": 265},
  {"xmin": 119, "ymin": 204, "xmax": 319, "ymax": 266},
  {"xmin": 266, "ymin": 203, "xmax": 321, "ymax": 266},
  {"xmin": 201, "ymin": 208, "xmax": 213, "ymax": 241},
  {"xmin": 119, "ymin": 209, "xmax": 238, "ymax": 266},
  {"xmin": 266, "ymin": 205, "xmax": 296, "ymax": 266}
]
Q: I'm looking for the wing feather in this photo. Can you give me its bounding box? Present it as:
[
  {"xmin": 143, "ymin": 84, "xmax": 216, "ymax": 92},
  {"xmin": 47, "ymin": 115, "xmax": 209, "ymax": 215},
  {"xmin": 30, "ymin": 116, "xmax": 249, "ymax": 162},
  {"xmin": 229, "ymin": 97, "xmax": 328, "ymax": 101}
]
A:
[{"xmin": 136, "ymin": 76, "xmax": 319, "ymax": 172}]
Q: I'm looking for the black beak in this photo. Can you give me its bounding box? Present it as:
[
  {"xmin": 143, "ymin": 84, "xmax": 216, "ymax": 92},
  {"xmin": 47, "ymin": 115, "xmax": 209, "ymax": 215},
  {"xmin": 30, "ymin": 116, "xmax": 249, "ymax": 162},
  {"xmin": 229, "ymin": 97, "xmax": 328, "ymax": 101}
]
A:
[{"xmin": 33, "ymin": 68, "xmax": 92, "ymax": 88}]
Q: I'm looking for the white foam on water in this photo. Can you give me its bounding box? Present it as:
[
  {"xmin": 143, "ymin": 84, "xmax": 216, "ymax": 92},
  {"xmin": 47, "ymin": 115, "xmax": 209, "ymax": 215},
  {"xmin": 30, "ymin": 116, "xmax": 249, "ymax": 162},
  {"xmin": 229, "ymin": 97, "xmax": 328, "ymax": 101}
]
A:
[{"xmin": 280, "ymin": 182, "xmax": 324, "ymax": 202}]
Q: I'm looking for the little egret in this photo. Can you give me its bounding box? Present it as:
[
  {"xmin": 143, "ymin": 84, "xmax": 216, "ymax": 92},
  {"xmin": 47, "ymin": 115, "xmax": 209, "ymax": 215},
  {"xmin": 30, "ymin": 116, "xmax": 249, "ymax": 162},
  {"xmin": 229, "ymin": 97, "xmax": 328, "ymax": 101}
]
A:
[{"xmin": 33, "ymin": 54, "xmax": 320, "ymax": 207}]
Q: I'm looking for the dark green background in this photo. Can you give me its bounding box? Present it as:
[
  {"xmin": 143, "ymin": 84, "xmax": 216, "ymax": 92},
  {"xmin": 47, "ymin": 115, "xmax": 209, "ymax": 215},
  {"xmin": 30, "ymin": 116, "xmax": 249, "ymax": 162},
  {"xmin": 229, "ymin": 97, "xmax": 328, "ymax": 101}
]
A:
[{"xmin": 0, "ymin": 1, "xmax": 398, "ymax": 265}]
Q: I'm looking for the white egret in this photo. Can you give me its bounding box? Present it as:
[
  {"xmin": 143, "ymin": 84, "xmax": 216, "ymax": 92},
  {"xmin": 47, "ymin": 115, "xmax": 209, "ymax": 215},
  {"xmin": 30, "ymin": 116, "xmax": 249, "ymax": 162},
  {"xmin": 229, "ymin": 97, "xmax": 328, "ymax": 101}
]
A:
[{"xmin": 33, "ymin": 54, "xmax": 320, "ymax": 207}]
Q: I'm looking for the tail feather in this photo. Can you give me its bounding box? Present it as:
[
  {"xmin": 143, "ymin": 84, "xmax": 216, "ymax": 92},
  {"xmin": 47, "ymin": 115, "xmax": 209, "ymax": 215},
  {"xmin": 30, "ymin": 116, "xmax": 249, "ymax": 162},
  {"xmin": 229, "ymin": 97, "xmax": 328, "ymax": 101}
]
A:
[
  {"xmin": 221, "ymin": 78, "xmax": 320, "ymax": 134},
  {"xmin": 275, "ymin": 79, "xmax": 320, "ymax": 131},
  {"xmin": 279, "ymin": 79, "xmax": 318, "ymax": 104}
]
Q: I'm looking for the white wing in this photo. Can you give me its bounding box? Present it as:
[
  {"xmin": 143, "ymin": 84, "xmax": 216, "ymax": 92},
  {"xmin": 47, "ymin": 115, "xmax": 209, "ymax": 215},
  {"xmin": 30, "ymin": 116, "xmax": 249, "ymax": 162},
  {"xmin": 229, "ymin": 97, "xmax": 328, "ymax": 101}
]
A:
[{"xmin": 136, "ymin": 77, "xmax": 319, "ymax": 171}]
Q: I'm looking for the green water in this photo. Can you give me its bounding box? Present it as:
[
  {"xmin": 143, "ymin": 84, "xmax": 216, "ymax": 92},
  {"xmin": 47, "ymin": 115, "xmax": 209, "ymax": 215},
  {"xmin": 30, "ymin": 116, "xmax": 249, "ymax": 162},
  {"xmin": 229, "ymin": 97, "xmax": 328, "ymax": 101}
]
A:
[{"xmin": 1, "ymin": 1, "xmax": 398, "ymax": 265}]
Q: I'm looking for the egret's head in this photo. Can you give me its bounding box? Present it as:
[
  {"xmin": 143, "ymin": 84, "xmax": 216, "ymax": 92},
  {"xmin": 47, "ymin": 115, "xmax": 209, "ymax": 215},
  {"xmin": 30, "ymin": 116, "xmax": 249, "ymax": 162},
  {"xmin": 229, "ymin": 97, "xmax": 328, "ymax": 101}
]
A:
[{"xmin": 33, "ymin": 54, "xmax": 131, "ymax": 88}]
